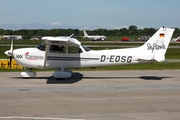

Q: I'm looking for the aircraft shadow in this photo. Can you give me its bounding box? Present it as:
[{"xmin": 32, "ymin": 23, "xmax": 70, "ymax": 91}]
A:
[
  {"xmin": 12, "ymin": 72, "xmax": 83, "ymax": 84},
  {"xmin": 12, "ymin": 73, "xmax": 172, "ymax": 84},
  {"xmin": 83, "ymin": 76, "xmax": 172, "ymax": 81},
  {"xmin": 139, "ymin": 76, "xmax": 172, "ymax": 80},
  {"xmin": 46, "ymin": 72, "xmax": 83, "ymax": 84}
]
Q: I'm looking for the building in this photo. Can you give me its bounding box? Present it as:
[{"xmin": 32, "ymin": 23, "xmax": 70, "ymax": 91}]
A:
[
  {"xmin": 138, "ymin": 36, "xmax": 151, "ymax": 41},
  {"xmin": 3, "ymin": 35, "xmax": 22, "ymax": 40},
  {"xmin": 0, "ymin": 36, "xmax": 3, "ymax": 40}
]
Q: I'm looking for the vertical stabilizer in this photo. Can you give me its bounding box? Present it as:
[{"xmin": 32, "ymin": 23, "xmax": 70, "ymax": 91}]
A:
[
  {"xmin": 139, "ymin": 27, "xmax": 174, "ymax": 62},
  {"xmin": 83, "ymin": 30, "xmax": 89, "ymax": 37}
]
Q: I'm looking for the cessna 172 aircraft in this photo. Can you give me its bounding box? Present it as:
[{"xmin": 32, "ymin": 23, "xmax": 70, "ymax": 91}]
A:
[
  {"xmin": 83, "ymin": 30, "xmax": 106, "ymax": 41},
  {"xmin": 4, "ymin": 27, "xmax": 174, "ymax": 79}
]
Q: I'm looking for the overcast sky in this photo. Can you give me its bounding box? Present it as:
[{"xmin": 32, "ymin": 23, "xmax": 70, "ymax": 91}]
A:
[{"xmin": 0, "ymin": 0, "xmax": 179, "ymax": 30}]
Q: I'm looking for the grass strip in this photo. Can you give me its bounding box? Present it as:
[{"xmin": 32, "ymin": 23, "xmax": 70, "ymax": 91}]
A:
[{"xmin": 0, "ymin": 62, "xmax": 179, "ymax": 72}]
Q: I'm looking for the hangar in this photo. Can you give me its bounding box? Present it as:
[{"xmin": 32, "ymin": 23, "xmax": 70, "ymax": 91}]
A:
[{"xmin": 3, "ymin": 35, "xmax": 22, "ymax": 40}]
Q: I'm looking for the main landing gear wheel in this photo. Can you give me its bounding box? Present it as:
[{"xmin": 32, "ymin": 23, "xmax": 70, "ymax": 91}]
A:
[
  {"xmin": 52, "ymin": 69, "xmax": 72, "ymax": 80},
  {"xmin": 21, "ymin": 68, "xmax": 36, "ymax": 78}
]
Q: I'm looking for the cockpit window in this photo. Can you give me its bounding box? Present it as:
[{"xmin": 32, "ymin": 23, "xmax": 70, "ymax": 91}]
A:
[
  {"xmin": 50, "ymin": 45, "xmax": 66, "ymax": 53},
  {"xmin": 68, "ymin": 47, "xmax": 83, "ymax": 53},
  {"xmin": 37, "ymin": 42, "xmax": 46, "ymax": 51},
  {"xmin": 82, "ymin": 45, "xmax": 91, "ymax": 52}
]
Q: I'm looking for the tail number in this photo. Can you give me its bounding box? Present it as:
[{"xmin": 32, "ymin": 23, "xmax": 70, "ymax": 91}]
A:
[{"xmin": 100, "ymin": 55, "xmax": 132, "ymax": 63}]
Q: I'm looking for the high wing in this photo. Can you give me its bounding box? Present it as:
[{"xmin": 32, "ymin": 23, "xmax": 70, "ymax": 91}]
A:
[{"xmin": 41, "ymin": 34, "xmax": 81, "ymax": 46}]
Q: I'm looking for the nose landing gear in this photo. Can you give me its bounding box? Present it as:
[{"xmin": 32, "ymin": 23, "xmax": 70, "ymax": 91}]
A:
[{"xmin": 21, "ymin": 68, "xmax": 36, "ymax": 78}]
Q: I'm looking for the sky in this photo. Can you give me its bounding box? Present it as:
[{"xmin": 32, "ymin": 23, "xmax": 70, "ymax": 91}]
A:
[{"xmin": 0, "ymin": 0, "xmax": 179, "ymax": 30}]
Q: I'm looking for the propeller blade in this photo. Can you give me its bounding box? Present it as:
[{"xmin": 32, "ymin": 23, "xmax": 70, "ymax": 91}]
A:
[
  {"xmin": 10, "ymin": 38, "xmax": 13, "ymax": 54},
  {"xmin": 4, "ymin": 39, "xmax": 14, "ymax": 69},
  {"xmin": 9, "ymin": 56, "xmax": 12, "ymax": 69},
  {"xmin": 4, "ymin": 39, "xmax": 13, "ymax": 57}
]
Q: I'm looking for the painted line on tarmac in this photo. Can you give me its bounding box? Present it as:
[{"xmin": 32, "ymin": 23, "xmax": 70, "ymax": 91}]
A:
[{"xmin": 0, "ymin": 116, "xmax": 84, "ymax": 120}]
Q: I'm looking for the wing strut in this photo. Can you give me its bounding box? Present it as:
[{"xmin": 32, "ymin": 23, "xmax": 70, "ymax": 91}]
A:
[{"xmin": 43, "ymin": 40, "xmax": 49, "ymax": 68}]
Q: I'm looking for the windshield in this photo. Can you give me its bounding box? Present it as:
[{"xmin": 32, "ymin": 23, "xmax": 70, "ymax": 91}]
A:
[
  {"xmin": 37, "ymin": 42, "xmax": 46, "ymax": 51},
  {"xmin": 82, "ymin": 45, "xmax": 91, "ymax": 52}
]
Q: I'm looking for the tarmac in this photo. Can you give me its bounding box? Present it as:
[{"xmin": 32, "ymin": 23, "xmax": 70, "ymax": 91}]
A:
[{"xmin": 0, "ymin": 70, "xmax": 180, "ymax": 120}]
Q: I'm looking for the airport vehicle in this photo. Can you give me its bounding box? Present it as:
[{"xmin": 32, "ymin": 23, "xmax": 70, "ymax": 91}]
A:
[
  {"xmin": 4, "ymin": 27, "xmax": 174, "ymax": 79},
  {"xmin": 83, "ymin": 30, "xmax": 106, "ymax": 41}
]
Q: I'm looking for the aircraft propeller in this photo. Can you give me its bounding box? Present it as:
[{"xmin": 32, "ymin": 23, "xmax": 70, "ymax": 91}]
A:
[{"xmin": 4, "ymin": 39, "xmax": 14, "ymax": 69}]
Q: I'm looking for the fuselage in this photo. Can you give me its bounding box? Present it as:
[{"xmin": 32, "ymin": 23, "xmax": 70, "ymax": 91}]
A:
[
  {"xmin": 12, "ymin": 45, "xmax": 146, "ymax": 69},
  {"xmin": 84, "ymin": 35, "xmax": 106, "ymax": 40}
]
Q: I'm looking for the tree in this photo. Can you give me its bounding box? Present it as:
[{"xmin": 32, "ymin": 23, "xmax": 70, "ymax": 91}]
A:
[
  {"xmin": 0, "ymin": 26, "xmax": 178, "ymax": 39},
  {"xmin": 120, "ymin": 27, "xmax": 128, "ymax": 36},
  {"xmin": 128, "ymin": 25, "xmax": 137, "ymax": 36},
  {"xmin": 174, "ymin": 28, "xmax": 180, "ymax": 37}
]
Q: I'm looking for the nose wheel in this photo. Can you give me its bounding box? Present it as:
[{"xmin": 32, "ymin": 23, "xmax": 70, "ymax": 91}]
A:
[{"xmin": 21, "ymin": 68, "xmax": 36, "ymax": 78}]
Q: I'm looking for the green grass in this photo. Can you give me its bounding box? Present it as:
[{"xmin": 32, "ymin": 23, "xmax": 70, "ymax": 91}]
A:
[
  {"xmin": 72, "ymin": 62, "xmax": 180, "ymax": 71},
  {"xmin": 166, "ymin": 49, "xmax": 180, "ymax": 59},
  {"xmin": 0, "ymin": 62, "xmax": 180, "ymax": 72},
  {"xmin": 0, "ymin": 40, "xmax": 41, "ymax": 45}
]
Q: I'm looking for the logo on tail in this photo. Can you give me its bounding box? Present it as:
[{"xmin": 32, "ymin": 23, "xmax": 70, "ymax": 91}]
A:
[{"xmin": 147, "ymin": 43, "xmax": 166, "ymax": 52}]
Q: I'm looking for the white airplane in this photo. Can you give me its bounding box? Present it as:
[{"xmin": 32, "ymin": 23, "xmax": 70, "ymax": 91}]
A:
[
  {"xmin": 4, "ymin": 27, "xmax": 174, "ymax": 79},
  {"xmin": 83, "ymin": 30, "xmax": 106, "ymax": 41}
]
